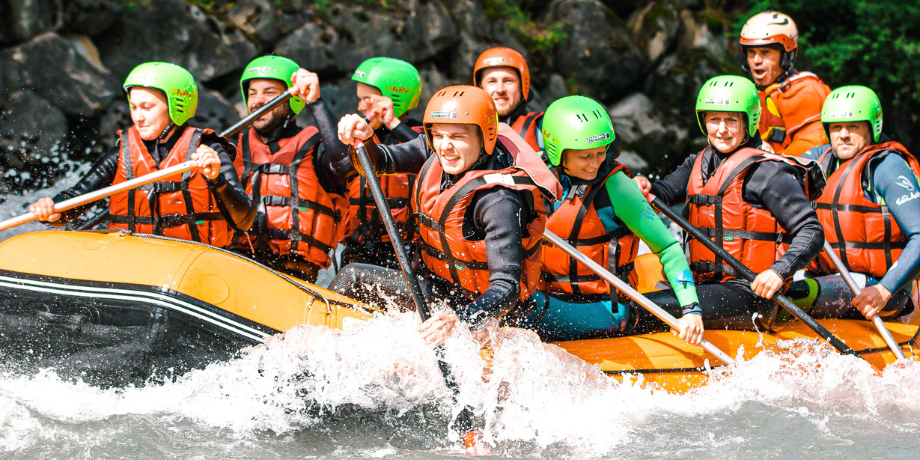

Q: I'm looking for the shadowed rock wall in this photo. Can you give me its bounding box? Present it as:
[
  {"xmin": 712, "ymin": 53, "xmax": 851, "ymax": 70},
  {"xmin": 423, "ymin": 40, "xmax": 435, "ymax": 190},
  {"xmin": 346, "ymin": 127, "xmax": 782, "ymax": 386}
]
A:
[{"xmin": 0, "ymin": 0, "xmax": 752, "ymax": 193}]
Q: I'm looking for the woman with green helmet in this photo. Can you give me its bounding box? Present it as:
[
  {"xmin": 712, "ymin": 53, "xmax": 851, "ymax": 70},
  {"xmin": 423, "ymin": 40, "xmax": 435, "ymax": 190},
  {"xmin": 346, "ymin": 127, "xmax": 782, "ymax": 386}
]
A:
[
  {"xmin": 29, "ymin": 62, "xmax": 255, "ymax": 246},
  {"xmin": 632, "ymin": 75, "xmax": 824, "ymax": 331},
  {"xmin": 515, "ymin": 95, "xmax": 704, "ymax": 344},
  {"xmin": 339, "ymin": 57, "xmax": 425, "ymax": 268}
]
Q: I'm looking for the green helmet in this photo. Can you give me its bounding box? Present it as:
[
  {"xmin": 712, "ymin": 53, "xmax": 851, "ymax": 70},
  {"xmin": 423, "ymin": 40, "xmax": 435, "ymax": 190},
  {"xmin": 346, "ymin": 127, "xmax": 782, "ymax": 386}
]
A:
[
  {"xmin": 542, "ymin": 95, "xmax": 615, "ymax": 167},
  {"xmin": 821, "ymin": 85, "xmax": 883, "ymax": 143},
  {"xmin": 124, "ymin": 62, "xmax": 198, "ymax": 126},
  {"xmin": 240, "ymin": 55, "xmax": 305, "ymax": 115},
  {"xmin": 351, "ymin": 57, "xmax": 421, "ymax": 118},
  {"xmin": 695, "ymin": 75, "xmax": 761, "ymax": 138}
]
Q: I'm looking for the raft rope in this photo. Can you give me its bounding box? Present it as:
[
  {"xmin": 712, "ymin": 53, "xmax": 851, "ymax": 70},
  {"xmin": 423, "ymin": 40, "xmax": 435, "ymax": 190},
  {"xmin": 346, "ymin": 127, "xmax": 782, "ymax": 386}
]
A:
[{"xmin": 133, "ymin": 232, "xmax": 374, "ymax": 315}]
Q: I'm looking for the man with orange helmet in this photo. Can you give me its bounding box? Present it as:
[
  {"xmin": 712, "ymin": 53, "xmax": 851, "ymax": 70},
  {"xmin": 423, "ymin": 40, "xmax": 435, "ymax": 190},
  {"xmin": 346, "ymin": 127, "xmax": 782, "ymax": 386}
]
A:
[
  {"xmin": 329, "ymin": 85, "xmax": 562, "ymax": 346},
  {"xmin": 473, "ymin": 47, "xmax": 546, "ymax": 154},
  {"xmin": 740, "ymin": 11, "xmax": 832, "ymax": 156}
]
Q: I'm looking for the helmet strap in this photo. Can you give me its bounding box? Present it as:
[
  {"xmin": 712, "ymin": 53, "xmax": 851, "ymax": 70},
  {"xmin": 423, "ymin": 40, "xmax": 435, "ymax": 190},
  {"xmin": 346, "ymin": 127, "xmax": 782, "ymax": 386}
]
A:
[{"xmin": 157, "ymin": 122, "xmax": 176, "ymax": 141}]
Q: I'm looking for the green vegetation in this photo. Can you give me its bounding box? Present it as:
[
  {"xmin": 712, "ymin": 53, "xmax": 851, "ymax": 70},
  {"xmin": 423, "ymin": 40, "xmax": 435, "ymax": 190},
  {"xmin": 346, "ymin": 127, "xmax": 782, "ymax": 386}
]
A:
[
  {"xmin": 738, "ymin": 0, "xmax": 920, "ymax": 125},
  {"xmin": 481, "ymin": 0, "xmax": 566, "ymax": 54}
]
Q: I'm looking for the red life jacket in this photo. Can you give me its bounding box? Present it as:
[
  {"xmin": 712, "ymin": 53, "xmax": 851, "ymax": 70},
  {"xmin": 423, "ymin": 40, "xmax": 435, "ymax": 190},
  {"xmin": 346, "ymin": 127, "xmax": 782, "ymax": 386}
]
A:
[
  {"xmin": 686, "ymin": 146, "xmax": 808, "ymax": 283},
  {"xmin": 542, "ymin": 163, "xmax": 639, "ymax": 297},
  {"xmin": 510, "ymin": 111, "xmax": 544, "ymax": 153},
  {"xmin": 109, "ymin": 125, "xmax": 234, "ymax": 247},
  {"xmin": 759, "ymin": 71, "xmax": 831, "ymax": 154},
  {"xmin": 340, "ymin": 127, "xmax": 424, "ymax": 245},
  {"xmin": 812, "ymin": 141, "xmax": 920, "ymax": 278},
  {"xmin": 414, "ymin": 123, "xmax": 561, "ymax": 301},
  {"xmin": 236, "ymin": 126, "xmax": 346, "ymax": 268}
]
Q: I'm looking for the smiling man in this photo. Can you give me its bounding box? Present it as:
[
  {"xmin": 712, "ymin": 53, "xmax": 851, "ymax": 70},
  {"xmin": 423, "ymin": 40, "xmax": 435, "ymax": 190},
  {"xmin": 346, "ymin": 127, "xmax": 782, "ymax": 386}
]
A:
[
  {"xmin": 231, "ymin": 55, "xmax": 353, "ymax": 281},
  {"xmin": 473, "ymin": 47, "xmax": 546, "ymax": 154},
  {"xmin": 792, "ymin": 86, "xmax": 920, "ymax": 320},
  {"xmin": 329, "ymin": 85, "xmax": 561, "ymax": 347},
  {"xmin": 740, "ymin": 11, "xmax": 831, "ymax": 156}
]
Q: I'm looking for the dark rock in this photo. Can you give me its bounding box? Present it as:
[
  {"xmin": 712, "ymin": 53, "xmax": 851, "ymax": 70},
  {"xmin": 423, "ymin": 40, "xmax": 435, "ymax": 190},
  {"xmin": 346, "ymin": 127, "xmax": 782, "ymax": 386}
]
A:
[
  {"xmin": 447, "ymin": 0, "xmax": 528, "ymax": 83},
  {"xmin": 402, "ymin": 0, "xmax": 459, "ymax": 62},
  {"xmin": 227, "ymin": 0, "xmax": 281, "ymax": 46},
  {"xmin": 528, "ymin": 73, "xmax": 569, "ymax": 113},
  {"xmin": 627, "ymin": 0, "xmax": 680, "ymax": 64},
  {"xmin": 679, "ymin": 10, "xmax": 732, "ymax": 64},
  {"xmin": 96, "ymin": 0, "xmax": 258, "ymax": 83},
  {"xmin": 62, "ymin": 0, "xmax": 122, "ymax": 37},
  {"xmin": 549, "ymin": 0, "xmax": 649, "ymax": 101},
  {"xmin": 7, "ymin": 0, "xmax": 63, "ymax": 42},
  {"xmin": 642, "ymin": 50, "xmax": 726, "ymax": 121},
  {"xmin": 0, "ymin": 32, "xmax": 118, "ymax": 116},
  {"xmin": 609, "ymin": 92, "xmax": 690, "ymax": 175},
  {"xmin": 189, "ymin": 88, "xmax": 241, "ymax": 137},
  {"xmin": 0, "ymin": 90, "xmax": 67, "ymax": 171}
]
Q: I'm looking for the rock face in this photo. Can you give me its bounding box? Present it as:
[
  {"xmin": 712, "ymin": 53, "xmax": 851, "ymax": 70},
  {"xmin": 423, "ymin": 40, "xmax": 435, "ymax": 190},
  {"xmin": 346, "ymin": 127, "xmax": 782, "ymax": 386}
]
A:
[
  {"xmin": 549, "ymin": 0, "xmax": 649, "ymax": 101},
  {"xmin": 0, "ymin": 32, "xmax": 118, "ymax": 116},
  {"xmin": 5, "ymin": 0, "xmax": 910, "ymax": 198},
  {"xmin": 96, "ymin": 0, "xmax": 258, "ymax": 83}
]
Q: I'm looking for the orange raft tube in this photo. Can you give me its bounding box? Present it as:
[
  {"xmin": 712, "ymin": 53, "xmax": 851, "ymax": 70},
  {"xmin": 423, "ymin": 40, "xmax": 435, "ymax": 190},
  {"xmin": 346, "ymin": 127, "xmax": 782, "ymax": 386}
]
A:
[
  {"xmin": 0, "ymin": 231, "xmax": 916, "ymax": 392},
  {"xmin": 554, "ymin": 254, "xmax": 920, "ymax": 393}
]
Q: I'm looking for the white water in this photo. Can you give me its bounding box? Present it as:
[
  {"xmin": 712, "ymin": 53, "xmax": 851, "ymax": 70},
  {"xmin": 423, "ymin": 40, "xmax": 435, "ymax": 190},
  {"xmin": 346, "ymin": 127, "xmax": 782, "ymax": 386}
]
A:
[
  {"xmin": 2, "ymin": 308, "xmax": 920, "ymax": 459},
  {"xmin": 3, "ymin": 165, "xmax": 920, "ymax": 458}
]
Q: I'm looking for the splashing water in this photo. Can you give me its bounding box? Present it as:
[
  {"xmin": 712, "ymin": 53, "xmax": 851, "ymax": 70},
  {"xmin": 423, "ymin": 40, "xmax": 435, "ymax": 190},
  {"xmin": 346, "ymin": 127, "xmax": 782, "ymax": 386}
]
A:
[{"xmin": 3, "ymin": 308, "xmax": 920, "ymax": 459}]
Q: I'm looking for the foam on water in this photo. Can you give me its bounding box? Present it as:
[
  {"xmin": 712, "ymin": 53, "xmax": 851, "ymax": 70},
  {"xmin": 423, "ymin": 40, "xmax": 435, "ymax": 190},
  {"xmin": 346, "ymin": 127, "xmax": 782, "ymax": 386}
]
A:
[{"xmin": 3, "ymin": 308, "xmax": 920, "ymax": 458}]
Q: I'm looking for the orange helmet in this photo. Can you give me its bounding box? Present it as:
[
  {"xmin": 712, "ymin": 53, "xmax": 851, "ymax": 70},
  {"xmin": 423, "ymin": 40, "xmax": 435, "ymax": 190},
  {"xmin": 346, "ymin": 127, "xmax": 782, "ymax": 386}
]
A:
[
  {"xmin": 739, "ymin": 11, "xmax": 799, "ymax": 71},
  {"xmin": 473, "ymin": 47, "xmax": 531, "ymax": 102},
  {"xmin": 423, "ymin": 85, "xmax": 499, "ymax": 155}
]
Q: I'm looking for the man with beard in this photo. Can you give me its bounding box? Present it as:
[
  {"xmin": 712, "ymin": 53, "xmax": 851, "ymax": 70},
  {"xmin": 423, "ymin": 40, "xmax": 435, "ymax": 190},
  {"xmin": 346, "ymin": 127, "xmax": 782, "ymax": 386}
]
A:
[
  {"xmin": 233, "ymin": 55, "xmax": 353, "ymax": 281},
  {"xmin": 474, "ymin": 47, "xmax": 545, "ymax": 155},
  {"xmin": 739, "ymin": 11, "xmax": 832, "ymax": 156}
]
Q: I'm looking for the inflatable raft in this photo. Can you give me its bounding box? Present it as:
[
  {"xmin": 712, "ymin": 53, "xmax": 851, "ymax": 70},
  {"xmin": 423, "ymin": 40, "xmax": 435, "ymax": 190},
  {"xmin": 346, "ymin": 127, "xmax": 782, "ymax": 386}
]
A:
[{"xmin": 0, "ymin": 230, "xmax": 916, "ymax": 392}]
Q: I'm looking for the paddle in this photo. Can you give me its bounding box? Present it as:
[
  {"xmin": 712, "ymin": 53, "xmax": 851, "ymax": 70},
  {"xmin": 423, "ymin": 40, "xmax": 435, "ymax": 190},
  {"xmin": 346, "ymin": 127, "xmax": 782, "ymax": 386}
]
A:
[
  {"xmin": 351, "ymin": 142, "xmax": 477, "ymax": 444},
  {"xmin": 648, "ymin": 195, "xmax": 857, "ymax": 355},
  {"xmin": 0, "ymin": 90, "xmax": 295, "ymax": 233},
  {"xmin": 820, "ymin": 241, "xmax": 906, "ymax": 359},
  {"xmin": 543, "ymin": 230, "xmax": 735, "ymax": 365}
]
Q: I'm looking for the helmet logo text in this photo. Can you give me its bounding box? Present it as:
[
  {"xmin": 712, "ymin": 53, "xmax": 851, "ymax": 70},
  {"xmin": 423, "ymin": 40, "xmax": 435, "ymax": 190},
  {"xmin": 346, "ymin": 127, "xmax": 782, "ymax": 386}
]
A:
[
  {"xmin": 430, "ymin": 111, "xmax": 458, "ymax": 119},
  {"xmin": 825, "ymin": 111, "xmax": 854, "ymax": 119},
  {"xmin": 248, "ymin": 66, "xmax": 270, "ymax": 73},
  {"xmin": 483, "ymin": 57, "xmax": 507, "ymax": 66},
  {"xmin": 704, "ymin": 98, "xmax": 731, "ymax": 106},
  {"xmin": 586, "ymin": 133, "xmax": 610, "ymax": 143},
  {"xmin": 353, "ymin": 70, "xmax": 367, "ymax": 78},
  {"xmin": 172, "ymin": 89, "xmax": 194, "ymax": 98}
]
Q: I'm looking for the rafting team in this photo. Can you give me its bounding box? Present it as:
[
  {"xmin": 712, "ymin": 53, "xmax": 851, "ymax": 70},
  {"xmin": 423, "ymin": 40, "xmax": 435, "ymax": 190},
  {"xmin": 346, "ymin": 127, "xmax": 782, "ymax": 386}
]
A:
[{"xmin": 28, "ymin": 11, "xmax": 920, "ymax": 349}]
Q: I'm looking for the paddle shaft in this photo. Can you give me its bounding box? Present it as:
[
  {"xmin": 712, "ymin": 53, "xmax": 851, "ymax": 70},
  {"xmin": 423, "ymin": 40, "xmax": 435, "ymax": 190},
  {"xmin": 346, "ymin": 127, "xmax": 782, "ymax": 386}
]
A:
[
  {"xmin": 0, "ymin": 90, "xmax": 296, "ymax": 234},
  {"xmin": 649, "ymin": 195, "xmax": 857, "ymax": 355},
  {"xmin": 0, "ymin": 161, "xmax": 197, "ymax": 232},
  {"xmin": 543, "ymin": 230, "xmax": 735, "ymax": 365},
  {"xmin": 352, "ymin": 142, "xmax": 474, "ymax": 434},
  {"xmin": 820, "ymin": 241, "xmax": 905, "ymax": 359}
]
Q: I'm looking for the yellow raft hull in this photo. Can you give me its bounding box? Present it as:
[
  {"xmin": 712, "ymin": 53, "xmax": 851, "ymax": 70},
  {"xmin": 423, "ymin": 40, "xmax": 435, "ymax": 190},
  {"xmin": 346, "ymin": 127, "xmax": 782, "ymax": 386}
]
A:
[{"xmin": 0, "ymin": 231, "xmax": 915, "ymax": 392}]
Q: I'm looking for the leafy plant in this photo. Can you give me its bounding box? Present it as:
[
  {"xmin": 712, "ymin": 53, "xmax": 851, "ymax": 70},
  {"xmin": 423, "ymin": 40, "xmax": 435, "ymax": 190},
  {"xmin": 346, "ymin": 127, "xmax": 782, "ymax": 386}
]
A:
[{"xmin": 482, "ymin": 0, "xmax": 566, "ymax": 54}]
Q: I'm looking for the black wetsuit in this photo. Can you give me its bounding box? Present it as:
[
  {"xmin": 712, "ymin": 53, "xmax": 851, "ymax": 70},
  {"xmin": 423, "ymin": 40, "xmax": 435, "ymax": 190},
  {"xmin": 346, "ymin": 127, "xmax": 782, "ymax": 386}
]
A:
[
  {"xmin": 48, "ymin": 126, "xmax": 255, "ymax": 233},
  {"xmin": 634, "ymin": 136, "xmax": 824, "ymax": 331},
  {"xmin": 326, "ymin": 135, "xmax": 535, "ymax": 328},
  {"xmin": 231, "ymin": 97, "xmax": 352, "ymax": 277},
  {"xmin": 339, "ymin": 119, "xmax": 424, "ymax": 269}
]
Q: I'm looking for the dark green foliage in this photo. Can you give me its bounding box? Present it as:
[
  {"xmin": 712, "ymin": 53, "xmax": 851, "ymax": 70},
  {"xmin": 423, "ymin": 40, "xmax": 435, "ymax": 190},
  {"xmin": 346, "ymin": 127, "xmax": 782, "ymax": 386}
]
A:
[
  {"xmin": 738, "ymin": 0, "xmax": 920, "ymax": 147},
  {"xmin": 481, "ymin": 0, "xmax": 566, "ymax": 53}
]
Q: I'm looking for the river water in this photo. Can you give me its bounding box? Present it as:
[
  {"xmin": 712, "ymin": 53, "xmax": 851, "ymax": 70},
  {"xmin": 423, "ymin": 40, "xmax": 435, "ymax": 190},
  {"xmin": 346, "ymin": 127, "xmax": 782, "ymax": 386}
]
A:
[{"xmin": 2, "ymin": 169, "xmax": 920, "ymax": 459}]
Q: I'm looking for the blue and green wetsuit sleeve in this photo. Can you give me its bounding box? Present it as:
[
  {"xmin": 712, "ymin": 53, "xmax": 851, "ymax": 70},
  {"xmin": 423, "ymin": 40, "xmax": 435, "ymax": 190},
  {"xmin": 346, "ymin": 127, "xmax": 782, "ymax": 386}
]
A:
[
  {"xmin": 604, "ymin": 171, "xmax": 701, "ymax": 315},
  {"xmin": 870, "ymin": 154, "xmax": 920, "ymax": 294}
]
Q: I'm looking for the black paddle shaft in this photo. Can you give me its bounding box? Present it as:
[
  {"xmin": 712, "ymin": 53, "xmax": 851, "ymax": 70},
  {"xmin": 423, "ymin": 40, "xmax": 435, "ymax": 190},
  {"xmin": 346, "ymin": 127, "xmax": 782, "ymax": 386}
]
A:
[
  {"xmin": 221, "ymin": 89, "xmax": 293, "ymax": 138},
  {"xmin": 649, "ymin": 196, "xmax": 856, "ymax": 355},
  {"xmin": 352, "ymin": 142, "xmax": 474, "ymax": 434}
]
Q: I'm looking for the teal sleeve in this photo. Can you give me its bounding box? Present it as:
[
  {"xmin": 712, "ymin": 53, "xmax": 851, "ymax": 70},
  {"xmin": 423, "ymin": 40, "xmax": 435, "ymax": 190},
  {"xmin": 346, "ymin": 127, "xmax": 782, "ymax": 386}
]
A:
[{"xmin": 604, "ymin": 172, "xmax": 700, "ymax": 310}]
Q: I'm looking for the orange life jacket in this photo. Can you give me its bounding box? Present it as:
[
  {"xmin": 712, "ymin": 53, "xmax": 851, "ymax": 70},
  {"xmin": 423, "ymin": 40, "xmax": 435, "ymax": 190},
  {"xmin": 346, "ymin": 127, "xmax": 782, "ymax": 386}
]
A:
[
  {"xmin": 109, "ymin": 125, "xmax": 234, "ymax": 247},
  {"xmin": 759, "ymin": 71, "xmax": 831, "ymax": 156},
  {"xmin": 686, "ymin": 146, "xmax": 807, "ymax": 283},
  {"xmin": 542, "ymin": 163, "xmax": 639, "ymax": 297},
  {"xmin": 812, "ymin": 141, "xmax": 920, "ymax": 278},
  {"xmin": 236, "ymin": 126, "xmax": 346, "ymax": 268},
  {"xmin": 414, "ymin": 123, "xmax": 561, "ymax": 302},
  {"xmin": 340, "ymin": 127, "xmax": 424, "ymax": 245},
  {"xmin": 510, "ymin": 111, "xmax": 544, "ymax": 153}
]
